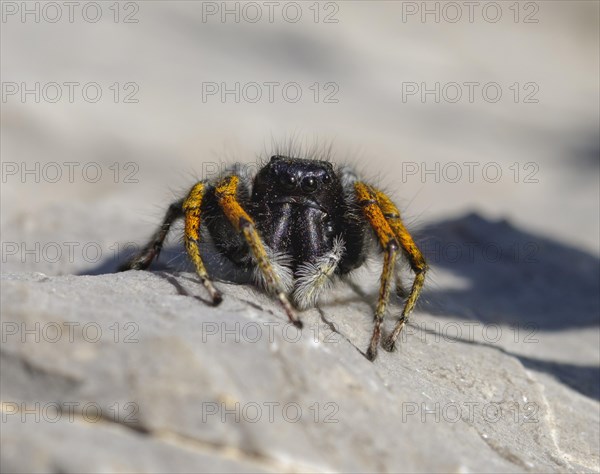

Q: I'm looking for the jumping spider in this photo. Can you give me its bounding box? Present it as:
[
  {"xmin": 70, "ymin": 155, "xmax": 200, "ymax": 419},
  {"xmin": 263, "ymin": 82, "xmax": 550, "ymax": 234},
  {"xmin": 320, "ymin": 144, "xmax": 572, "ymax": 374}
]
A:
[{"xmin": 120, "ymin": 155, "xmax": 427, "ymax": 360}]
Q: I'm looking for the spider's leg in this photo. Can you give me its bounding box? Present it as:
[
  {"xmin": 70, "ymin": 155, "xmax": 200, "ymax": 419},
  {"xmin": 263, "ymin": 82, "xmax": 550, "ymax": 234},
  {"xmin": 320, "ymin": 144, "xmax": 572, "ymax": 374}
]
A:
[
  {"xmin": 355, "ymin": 182, "xmax": 400, "ymax": 361},
  {"xmin": 118, "ymin": 198, "xmax": 184, "ymax": 271},
  {"xmin": 292, "ymin": 237, "xmax": 345, "ymax": 310},
  {"xmin": 182, "ymin": 182, "xmax": 222, "ymax": 305},
  {"xmin": 368, "ymin": 186, "xmax": 427, "ymax": 352},
  {"xmin": 215, "ymin": 175, "xmax": 302, "ymax": 328}
]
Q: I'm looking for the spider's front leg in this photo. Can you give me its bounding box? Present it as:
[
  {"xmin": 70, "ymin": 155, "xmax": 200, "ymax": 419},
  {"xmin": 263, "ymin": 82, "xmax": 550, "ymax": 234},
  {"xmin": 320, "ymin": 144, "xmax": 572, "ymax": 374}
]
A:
[
  {"xmin": 355, "ymin": 182, "xmax": 427, "ymax": 360},
  {"xmin": 214, "ymin": 175, "xmax": 302, "ymax": 328}
]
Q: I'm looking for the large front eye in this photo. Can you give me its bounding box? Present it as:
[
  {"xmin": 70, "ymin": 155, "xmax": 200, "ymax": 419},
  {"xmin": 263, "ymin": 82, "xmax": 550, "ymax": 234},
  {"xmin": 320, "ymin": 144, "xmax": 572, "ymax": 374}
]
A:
[
  {"xmin": 301, "ymin": 176, "xmax": 318, "ymax": 193},
  {"xmin": 280, "ymin": 172, "xmax": 297, "ymax": 190}
]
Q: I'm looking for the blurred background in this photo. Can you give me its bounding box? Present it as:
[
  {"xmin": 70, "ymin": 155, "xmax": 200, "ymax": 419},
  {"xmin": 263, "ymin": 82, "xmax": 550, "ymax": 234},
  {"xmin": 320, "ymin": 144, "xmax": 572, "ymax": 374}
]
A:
[{"xmin": 2, "ymin": 1, "xmax": 598, "ymax": 277}]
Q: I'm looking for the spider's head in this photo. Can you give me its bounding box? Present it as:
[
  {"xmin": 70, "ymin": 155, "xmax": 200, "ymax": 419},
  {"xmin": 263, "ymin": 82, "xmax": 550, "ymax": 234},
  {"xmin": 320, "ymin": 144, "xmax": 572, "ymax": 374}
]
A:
[{"xmin": 259, "ymin": 155, "xmax": 337, "ymax": 198}]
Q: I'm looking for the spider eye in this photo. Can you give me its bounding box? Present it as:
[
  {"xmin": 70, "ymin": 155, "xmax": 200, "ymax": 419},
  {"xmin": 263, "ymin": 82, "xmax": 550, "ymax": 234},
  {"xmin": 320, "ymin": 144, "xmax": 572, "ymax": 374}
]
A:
[
  {"xmin": 322, "ymin": 173, "xmax": 331, "ymax": 184},
  {"xmin": 301, "ymin": 176, "xmax": 318, "ymax": 193},
  {"xmin": 280, "ymin": 173, "xmax": 297, "ymax": 190}
]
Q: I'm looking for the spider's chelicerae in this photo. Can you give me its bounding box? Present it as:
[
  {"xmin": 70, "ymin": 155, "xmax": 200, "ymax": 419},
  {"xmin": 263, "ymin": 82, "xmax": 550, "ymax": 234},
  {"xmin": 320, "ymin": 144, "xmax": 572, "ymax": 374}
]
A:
[{"xmin": 120, "ymin": 155, "xmax": 427, "ymax": 360}]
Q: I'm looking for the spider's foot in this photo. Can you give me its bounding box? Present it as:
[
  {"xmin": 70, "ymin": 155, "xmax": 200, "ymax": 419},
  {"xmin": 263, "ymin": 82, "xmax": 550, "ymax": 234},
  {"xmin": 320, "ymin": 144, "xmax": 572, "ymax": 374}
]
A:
[
  {"xmin": 384, "ymin": 316, "xmax": 406, "ymax": 352},
  {"xmin": 118, "ymin": 252, "xmax": 156, "ymax": 272},
  {"xmin": 292, "ymin": 318, "xmax": 304, "ymax": 330},
  {"xmin": 117, "ymin": 259, "xmax": 145, "ymax": 272},
  {"xmin": 366, "ymin": 322, "xmax": 382, "ymax": 361},
  {"xmin": 210, "ymin": 291, "xmax": 223, "ymax": 306},
  {"xmin": 117, "ymin": 262, "xmax": 131, "ymax": 272},
  {"xmin": 365, "ymin": 345, "xmax": 378, "ymax": 362},
  {"xmin": 382, "ymin": 336, "xmax": 397, "ymax": 353},
  {"xmin": 202, "ymin": 279, "xmax": 223, "ymax": 306},
  {"xmin": 277, "ymin": 292, "xmax": 303, "ymax": 329}
]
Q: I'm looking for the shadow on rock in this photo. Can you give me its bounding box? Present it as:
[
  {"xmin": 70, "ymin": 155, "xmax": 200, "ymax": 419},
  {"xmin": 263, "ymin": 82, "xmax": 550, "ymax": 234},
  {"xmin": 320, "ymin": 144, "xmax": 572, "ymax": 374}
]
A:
[
  {"xmin": 81, "ymin": 242, "xmax": 252, "ymax": 284},
  {"xmin": 516, "ymin": 355, "xmax": 600, "ymax": 401},
  {"xmin": 417, "ymin": 213, "xmax": 600, "ymax": 331}
]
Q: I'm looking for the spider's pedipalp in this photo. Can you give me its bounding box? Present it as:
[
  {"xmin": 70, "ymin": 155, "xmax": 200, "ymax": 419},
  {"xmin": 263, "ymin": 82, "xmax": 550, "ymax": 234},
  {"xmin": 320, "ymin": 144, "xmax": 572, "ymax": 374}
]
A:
[{"xmin": 292, "ymin": 236, "xmax": 345, "ymax": 310}]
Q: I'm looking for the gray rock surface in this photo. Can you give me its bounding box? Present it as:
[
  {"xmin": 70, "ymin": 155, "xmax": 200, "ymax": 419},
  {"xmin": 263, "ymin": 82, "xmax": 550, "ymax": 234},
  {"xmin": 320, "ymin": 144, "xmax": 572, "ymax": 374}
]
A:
[{"xmin": 2, "ymin": 213, "xmax": 599, "ymax": 473}]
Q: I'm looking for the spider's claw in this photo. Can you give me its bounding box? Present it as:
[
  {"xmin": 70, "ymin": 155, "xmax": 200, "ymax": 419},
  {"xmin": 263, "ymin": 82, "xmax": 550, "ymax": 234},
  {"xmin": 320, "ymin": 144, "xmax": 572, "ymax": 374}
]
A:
[
  {"xmin": 118, "ymin": 251, "xmax": 155, "ymax": 272},
  {"xmin": 202, "ymin": 278, "xmax": 222, "ymax": 306},
  {"xmin": 276, "ymin": 292, "xmax": 303, "ymax": 329},
  {"xmin": 117, "ymin": 259, "xmax": 143, "ymax": 272},
  {"xmin": 382, "ymin": 336, "xmax": 396, "ymax": 353},
  {"xmin": 365, "ymin": 345, "xmax": 378, "ymax": 362},
  {"xmin": 210, "ymin": 291, "xmax": 223, "ymax": 306},
  {"xmin": 117, "ymin": 262, "xmax": 131, "ymax": 272},
  {"xmin": 292, "ymin": 318, "xmax": 303, "ymax": 330}
]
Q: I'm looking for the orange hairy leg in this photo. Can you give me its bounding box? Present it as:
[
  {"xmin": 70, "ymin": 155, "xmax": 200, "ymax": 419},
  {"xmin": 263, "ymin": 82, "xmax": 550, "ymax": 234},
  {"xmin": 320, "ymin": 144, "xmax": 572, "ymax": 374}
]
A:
[
  {"xmin": 183, "ymin": 182, "xmax": 223, "ymax": 304},
  {"xmin": 368, "ymin": 186, "xmax": 427, "ymax": 352},
  {"xmin": 215, "ymin": 175, "xmax": 302, "ymax": 328},
  {"xmin": 355, "ymin": 182, "xmax": 400, "ymax": 361}
]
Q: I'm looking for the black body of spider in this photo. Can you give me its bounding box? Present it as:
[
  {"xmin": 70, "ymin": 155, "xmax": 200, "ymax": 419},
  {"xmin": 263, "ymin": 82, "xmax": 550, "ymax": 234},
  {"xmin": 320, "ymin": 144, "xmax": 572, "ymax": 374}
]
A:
[{"xmin": 120, "ymin": 155, "xmax": 427, "ymax": 360}]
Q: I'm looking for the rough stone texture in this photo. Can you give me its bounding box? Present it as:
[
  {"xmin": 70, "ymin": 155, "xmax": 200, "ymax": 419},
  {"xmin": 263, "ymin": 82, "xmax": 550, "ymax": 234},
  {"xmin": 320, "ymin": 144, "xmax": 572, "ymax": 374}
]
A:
[
  {"xmin": 2, "ymin": 213, "xmax": 599, "ymax": 473},
  {"xmin": 2, "ymin": 1, "xmax": 599, "ymax": 472}
]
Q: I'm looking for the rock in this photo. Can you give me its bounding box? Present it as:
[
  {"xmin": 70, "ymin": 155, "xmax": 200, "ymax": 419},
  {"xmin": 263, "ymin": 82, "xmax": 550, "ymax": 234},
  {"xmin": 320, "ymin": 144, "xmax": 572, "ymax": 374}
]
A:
[{"xmin": 2, "ymin": 214, "xmax": 598, "ymax": 472}]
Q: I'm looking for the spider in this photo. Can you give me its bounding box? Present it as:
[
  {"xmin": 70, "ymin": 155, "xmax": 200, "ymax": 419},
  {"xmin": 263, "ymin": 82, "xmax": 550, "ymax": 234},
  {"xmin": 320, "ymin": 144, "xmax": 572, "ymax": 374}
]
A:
[{"xmin": 119, "ymin": 155, "xmax": 427, "ymax": 360}]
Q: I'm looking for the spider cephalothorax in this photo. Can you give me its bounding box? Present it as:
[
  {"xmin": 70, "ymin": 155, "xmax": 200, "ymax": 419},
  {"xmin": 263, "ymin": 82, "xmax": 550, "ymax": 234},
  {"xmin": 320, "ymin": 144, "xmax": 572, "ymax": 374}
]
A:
[{"xmin": 120, "ymin": 154, "xmax": 427, "ymax": 360}]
